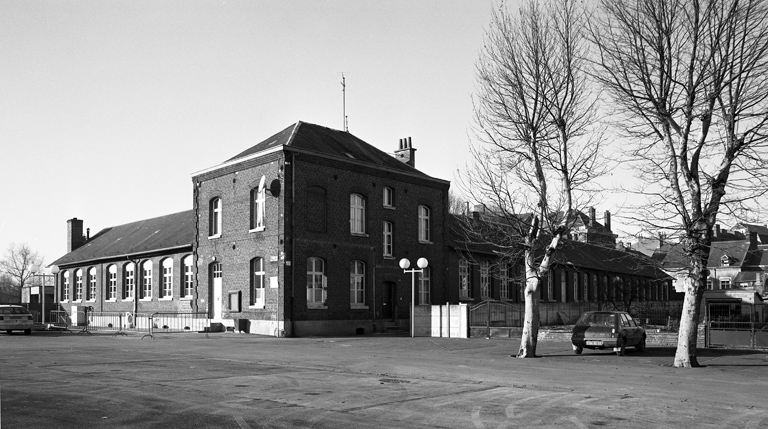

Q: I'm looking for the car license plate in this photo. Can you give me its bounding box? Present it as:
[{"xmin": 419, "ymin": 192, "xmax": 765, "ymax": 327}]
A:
[{"xmin": 587, "ymin": 340, "xmax": 602, "ymax": 346}]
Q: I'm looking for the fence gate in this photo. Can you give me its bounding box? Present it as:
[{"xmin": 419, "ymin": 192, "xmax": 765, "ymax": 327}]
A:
[{"xmin": 707, "ymin": 302, "xmax": 768, "ymax": 349}]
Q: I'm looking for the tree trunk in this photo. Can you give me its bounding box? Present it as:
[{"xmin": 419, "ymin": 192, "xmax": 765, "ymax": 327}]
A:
[
  {"xmin": 517, "ymin": 277, "xmax": 540, "ymax": 358},
  {"xmin": 674, "ymin": 259, "xmax": 706, "ymax": 367}
]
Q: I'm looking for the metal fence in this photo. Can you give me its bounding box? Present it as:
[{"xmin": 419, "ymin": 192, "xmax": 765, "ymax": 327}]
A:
[
  {"xmin": 469, "ymin": 300, "xmax": 684, "ymax": 331},
  {"xmin": 47, "ymin": 310, "xmax": 209, "ymax": 337},
  {"xmin": 706, "ymin": 303, "xmax": 768, "ymax": 349}
]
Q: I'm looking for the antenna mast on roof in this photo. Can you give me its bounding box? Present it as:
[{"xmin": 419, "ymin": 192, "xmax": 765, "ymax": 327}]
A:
[{"xmin": 340, "ymin": 72, "xmax": 349, "ymax": 132}]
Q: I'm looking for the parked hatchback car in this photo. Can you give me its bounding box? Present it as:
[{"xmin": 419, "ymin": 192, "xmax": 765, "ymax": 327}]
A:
[
  {"xmin": 0, "ymin": 305, "xmax": 34, "ymax": 335},
  {"xmin": 571, "ymin": 311, "xmax": 646, "ymax": 356}
]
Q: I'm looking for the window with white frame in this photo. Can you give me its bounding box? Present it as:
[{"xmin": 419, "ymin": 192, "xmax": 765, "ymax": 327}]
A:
[
  {"xmin": 459, "ymin": 259, "xmax": 470, "ymax": 298},
  {"xmin": 62, "ymin": 271, "xmax": 70, "ymax": 301},
  {"xmin": 124, "ymin": 263, "xmax": 135, "ymax": 299},
  {"xmin": 307, "ymin": 257, "xmax": 326, "ymax": 307},
  {"xmin": 706, "ymin": 278, "xmax": 713, "ymax": 290},
  {"xmin": 108, "ymin": 265, "xmax": 117, "ymax": 300},
  {"xmin": 141, "ymin": 260, "xmax": 153, "ymax": 300},
  {"xmin": 418, "ymin": 205, "xmax": 431, "ymax": 243},
  {"xmin": 88, "ymin": 268, "xmax": 96, "ymax": 301},
  {"xmin": 383, "ymin": 221, "xmax": 393, "ymax": 257},
  {"xmin": 209, "ymin": 197, "xmax": 222, "ymax": 237},
  {"xmin": 75, "ymin": 269, "xmax": 83, "ymax": 301},
  {"xmin": 251, "ymin": 178, "xmax": 266, "ymax": 231},
  {"xmin": 419, "ymin": 266, "xmax": 431, "ymax": 305},
  {"xmin": 573, "ymin": 272, "xmax": 579, "ymax": 303},
  {"xmin": 480, "ymin": 261, "xmax": 491, "ymax": 298},
  {"xmin": 350, "ymin": 260, "xmax": 365, "ymax": 307},
  {"xmin": 183, "ymin": 256, "xmax": 194, "ymax": 298},
  {"xmin": 250, "ymin": 257, "xmax": 265, "ymax": 307},
  {"xmin": 350, "ymin": 194, "xmax": 366, "ymax": 234},
  {"xmin": 720, "ymin": 278, "xmax": 731, "ymax": 289},
  {"xmin": 499, "ymin": 264, "xmax": 509, "ymax": 300},
  {"xmin": 383, "ymin": 186, "xmax": 394, "ymax": 208},
  {"xmin": 161, "ymin": 258, "xmax": 173, "ymax": 298}
]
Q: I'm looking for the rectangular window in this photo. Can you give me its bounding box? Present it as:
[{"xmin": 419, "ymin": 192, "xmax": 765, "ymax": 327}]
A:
[
  {"xmin": 418, "ymin": 205, "xmax": 431, "ymax": 243},
  {"xmin": 62, "ymin": 273, "xmax": 70, "ymax": 301},
  {"xmin": 459, "ymin": 259, "xmax": 470, "ymax": 298},
  {"xmin": 350, "ymin": 261, "xmax": 365, "ymax": 306},
  {"xmin": 480, "ymin": 261, "xmax": 490, "ymax": 298},
  {"xmin": 350, "ymin": 194, "xmax": 366, "ymax": 234},
  {"xmin": 383, "ymin": 187, "xmax": 394, "ymax": 207},
  {"xmin": 573, "ymin": 272, "xmax": 579, "ymax": 303},
  {"xmin": 419, "ymin": 266, "xmax": 431, "ymax": 305},
  {"xmin": 229, "ymin": 291, "xmax": 241, "ymax": 312},
  {"xmin": 307, "ymin": 257, "xmax": 326, "ymax": 307},
  {"xmin": 383, "ymin": 221, "xmax": 393, "ymax": 257},
  {"xmin": 251, "ymin": 180, "xmax": 266, "ymax": 231},
  {"xmin": 720, "ymin": 278, "xmax": 731, "ymax": 289},
  {"xmin": 142, "ymin": 262, "xmax": 152, "ymax": 300},
  {"xmin": 547, "ymin": 273, "xmax": 554, "ymax": 301},
  {"xmin": 209, "ymin": 197, "xmax": 222, "ymax": 237},
  {"xmin": 560, "ymin": 269, "xmax": 567, "ymax": 303},
  {"xmin": 499, "ymin": 265, "xmax": 509, "ymax": 300}
]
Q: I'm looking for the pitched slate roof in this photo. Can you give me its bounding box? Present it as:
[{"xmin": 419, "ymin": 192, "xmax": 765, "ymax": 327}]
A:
[
  {"xmin": 52, "ymin": 210, "xmax": 194, "ymax": 267},
  {"xmin": 660, "ymin": 239, "xmax": 757, "ymax": 269},
  {"xmin": 224, "ymin": 121, "xmax": 430, "ymax": 177}
]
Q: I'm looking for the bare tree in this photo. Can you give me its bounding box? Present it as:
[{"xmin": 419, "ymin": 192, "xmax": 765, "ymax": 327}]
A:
[
  {"xmin": 462, "ymin": 0, "xmax": 607, "ymax": 357},
  {"xmin": 0, "ymin": 243, "xmax": 44, "ymax": 299},
  {"xmin": 0, "ymin": 273, "xmax": 21, "ymax": 303},
  {"xmin": 591, "ymin": 0, "xmax": 768, "ymax": 366}
]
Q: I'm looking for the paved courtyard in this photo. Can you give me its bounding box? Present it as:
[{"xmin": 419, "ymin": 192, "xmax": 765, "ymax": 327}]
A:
[{"xmin": 1, "ymin": 330, "xmax": 767, "ymax": 428}]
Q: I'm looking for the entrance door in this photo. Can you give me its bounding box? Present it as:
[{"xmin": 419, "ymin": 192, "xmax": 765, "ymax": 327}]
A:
[
  {"xmin": 382, "ymin": 281, "xmax": 397, "ymax": 321},
  {"xmin": 212, "ymin": 263, "xmax": 222, "ymax": 320}
]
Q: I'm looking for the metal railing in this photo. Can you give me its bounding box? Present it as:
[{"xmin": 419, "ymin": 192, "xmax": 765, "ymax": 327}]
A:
[{"xmin": 141, "ymin": 312, "xmax": 211, "ymax": 339}]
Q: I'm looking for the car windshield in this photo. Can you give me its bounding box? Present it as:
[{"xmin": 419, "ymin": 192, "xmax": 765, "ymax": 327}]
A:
[{"xmin": 576, "ymin": 313, "xmax": 615, "ymax": 327}]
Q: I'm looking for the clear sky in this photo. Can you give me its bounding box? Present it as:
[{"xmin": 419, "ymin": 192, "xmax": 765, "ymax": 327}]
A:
[{"xmin": 1, "ymin": 0, "xmax": 645, "ymax": 267}]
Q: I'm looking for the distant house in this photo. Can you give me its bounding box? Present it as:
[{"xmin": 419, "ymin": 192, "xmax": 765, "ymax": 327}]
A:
[{"xmin": 656, "ymin": 224, "xmax": 767, "ymax": 305}]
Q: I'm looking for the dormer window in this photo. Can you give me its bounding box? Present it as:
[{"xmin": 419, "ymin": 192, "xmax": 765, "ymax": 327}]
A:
[{"xmin": 720, "ymin": 254, "xmax": 732, "ymax": 267}]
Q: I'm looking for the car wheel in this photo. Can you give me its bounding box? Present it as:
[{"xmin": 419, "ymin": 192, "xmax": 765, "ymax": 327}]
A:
[
  {"xmin": 574, "ymin": 346, "xmax": 583, "ymax": 355},
  {"xmin": 616, "ymin": 339, "xmax": 626, "ymax": 356},
  {"xmin": 24, "ymin": 328, "xmax": 32, "ymax": 335},
  {"xmin": 636, "ymin": 336, "xmax": 646, "ymax": 352}
]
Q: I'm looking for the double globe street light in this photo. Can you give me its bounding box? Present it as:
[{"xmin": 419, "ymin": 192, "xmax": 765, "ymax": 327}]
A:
[{"xmin": 399, "ymin": 257, "xmax": 428, "ymax": 338}]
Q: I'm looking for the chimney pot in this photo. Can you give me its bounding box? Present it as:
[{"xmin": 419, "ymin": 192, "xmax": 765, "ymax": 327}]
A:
[
  {"xmin": 590, "ymin": 207, "xmax": 596, "ymax": 227},
  {"xmin": 394, "ymin": 136, "xmax": 417, "ymax": 167},
  {"xmin": 604, "ymin": 211, "xmax": 611, "ymax": 232}
]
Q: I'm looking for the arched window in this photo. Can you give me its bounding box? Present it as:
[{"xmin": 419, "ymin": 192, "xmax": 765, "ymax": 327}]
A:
[
  {"xmin": 419, "ymin": 266, "xmax": 431, "ymax": 305},
  {"xmin": 141, "ymin": 260, "xmax": 153, "ymax": 300},
  {"xmin": 383, "ymin": 186, "xmax": 395, "ymax": 207},
  {"xmin": 107, "ymin": 265, "xmax": 117, "ymax": 300},
  {"xmin": 499, "ymin": 264, "xmax": 509, "ymax": 300},
  {"xmin": 183, "ymin": 256, "xmax": 194, "ymax": 298},
  {"xmin": 560, "ymin": 269, "xmax": 567, "ymax": 303},
  {"xmin": 209, "ymin": 197, "xmax": 222, "ymax": 237},
  {"xmin": 350, "ymin": 194, "xmax": 366, "ymax": 234},
  {"xmin": 75, "ymin": 269, "xmax": 83, "ymax": 301},
  {"xmin": 87, "ymin": 267, "xmax": 97, "ymax": 301},
  {"xmin": 251, "ymin": 257, "xmax": 265, "ymax": 307},
  {"xmin": 250, "ymin": 177, "xmax": 266, "ymax": 231},
  {"xmin": 418, "ymin": 205, "xmax": 431, "ymax": 242},
  {"xmin": 350, "ymin": 260, "xmax": 366, "ymax": 306},
  {"xmin": 124, "ymin": 263, "xmax": 135, "ymax": 299},
  {"xmin": 62, "ymin": 271, "xmax": 70, "ymax": 301},
  {"xmin": 161, "ymin": 258, "xmax": 173, "ymax": 298},
  {"xmin": 307, "ymin": 257, "xmax": 326, "ymax": 307}
]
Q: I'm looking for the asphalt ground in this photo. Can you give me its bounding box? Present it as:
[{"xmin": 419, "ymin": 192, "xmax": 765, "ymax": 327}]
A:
[{"xmin": 0, "ymin": 329, "xmax": 767, "ymax": 428}]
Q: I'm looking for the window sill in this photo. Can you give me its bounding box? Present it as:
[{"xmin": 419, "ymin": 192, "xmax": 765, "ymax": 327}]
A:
[
  {"xmin": 459, "ymin": 296, "xmax": 473, "ymax": 302},
  {"xmin": 87, "ymin": 299, "xmax": 96, "ymax": 303},
  {"xmin": 106, "ymin": 299, "xmax": 117, "ymax": 303},
  {"xmin": 73, "ymin": 300, "xmax": 82, "ymax": 303},
  {"xmin": 160, "ymin": 296, "xmax": 173, "ymax": 301},
  {"xmin": 307, "ymin": 305, "xmax": 328, "ymax": 310},
  {"xmin": 351, "ymin": 304, "xmax": 368, "ymax": 310},
  {"xmin": 351, "ymin": 232, "xmax": 369, "ymax": 238},
  {"xmin": 249, "ymin": 227, "xmax": 266, "ymax": 233},
  {"xmin": 383, "ymin": 255, "xmax": 395, "ymax": 260},
  {"xmin": 181, "ymin": 296, "xmax": 193, "ymax": 301},
  {"xmin": 419, "ymin": 240, "xmax": 433, "ymax": 245},
  {"xmin": 61, "ymin": 300, "xmax": 69, "ymax": 303},
  {"xmin": 123, "ymin": 298, "xmax": 135, "ymax": 302},
  {"xmin": 208, "ymin": 234, "xmax": 221, "ymax": 240},
  {"xmin": 383, "ymin": 205, "xmax": 396, "ymax": 210},
  {"xmin": 248, "ymin": 304, "xmax": 265, "ymax": 310},
  {"xmin": 140, "ymin": 298, "xmax": 153, "ymax": 302}
]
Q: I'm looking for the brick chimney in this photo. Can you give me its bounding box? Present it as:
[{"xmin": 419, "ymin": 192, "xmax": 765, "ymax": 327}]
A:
[
  {"xmin": 590, "ymin": 207, "xmax": 596, "ymax": 227},
  {"xmin": 603, "ymin": 210, "xmax": 611, "ymax": 231},
  {"xmin": 394, "ymin": 137, "xmax": 416, "ymax": 167},
  {"xmin": 67, "ymin": 218, "xmax": 85, "ymax": 253}
]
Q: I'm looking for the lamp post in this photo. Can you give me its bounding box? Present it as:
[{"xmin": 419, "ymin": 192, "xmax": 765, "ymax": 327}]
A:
[
  {"xmin": 399, "ymin": 257, "xmax": 428, "ymax": 338},
  {"xmin": 49, "ymin": 265, "xmax": 59, "ymax": 326}
]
